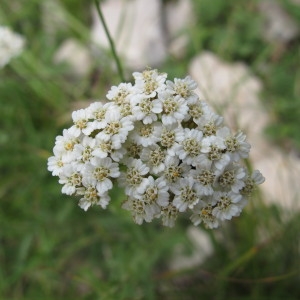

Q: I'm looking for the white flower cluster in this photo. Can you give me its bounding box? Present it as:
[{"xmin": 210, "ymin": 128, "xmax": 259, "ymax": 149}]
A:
[
  {"xmin": 0, "ymin": 25, "xmax": 25, "ymax": 68},
  {"xmin": 48, "ymin": 69, "xmax": 265, "ymax": 228}
]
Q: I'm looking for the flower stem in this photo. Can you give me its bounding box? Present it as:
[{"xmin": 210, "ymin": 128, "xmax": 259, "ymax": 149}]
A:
[{"xmin": 94, "ymin": 0, "xmax": 125, "ymax": 82}]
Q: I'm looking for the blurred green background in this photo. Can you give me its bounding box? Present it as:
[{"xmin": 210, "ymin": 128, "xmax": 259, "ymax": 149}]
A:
[{"xmin": 1, "ymin": 0, "xmax": 300, "ymax": 299}]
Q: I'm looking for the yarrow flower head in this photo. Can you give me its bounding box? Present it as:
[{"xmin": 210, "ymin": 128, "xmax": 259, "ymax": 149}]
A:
[
  {"xmin": 0, "ymin": 25, "xmax": 25, "ymax": 68},
  {"xmin": 48, "ymin": 69, "xmax": 265, "ymax": 229}
]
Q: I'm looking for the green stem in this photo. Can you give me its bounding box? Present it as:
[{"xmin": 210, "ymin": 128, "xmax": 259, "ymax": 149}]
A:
[{"xmin": 94, "ymin": 0, "xmax": 125, "ymax": 82}]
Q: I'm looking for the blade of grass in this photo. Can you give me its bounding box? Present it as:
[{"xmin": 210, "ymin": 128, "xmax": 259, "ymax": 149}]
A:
[{"xmin": 94, "ymin": 0, "xmax": 125, "ymax": 82}]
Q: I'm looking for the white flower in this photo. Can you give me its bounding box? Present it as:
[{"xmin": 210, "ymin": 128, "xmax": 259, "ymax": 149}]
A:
[
  {"xmin": 131, "ymin": 96, "xmax": 162, "ymax": 124},
  {"xmin": 217, "ymin": 127, "xmax": 251, "ymax": 161},
  {"xmin": 174, "ymin": 128, "xmax": 203, "ymax": 166},
  {"xmin": 92, "ymin": 135, "xmax": 125, "ymax": 162},
  {"xmin": 72, "ymin": 136, "xmax": 96, "ymax": 168},
  {"xmin": 122, "ymin": 197, "xmax": 148, "ymax": 225},
  {"xmin": 96, "ymin": 106, "xmax": 134, "ymax": 149},
  {"xmin": 201, "ymin": 135, "xmax": 226, "ymax": 154},
  {"xmin": 195, "ymin": 110, "xmax": 224, "ymax": 137},
  {"xmin": 0, "ymin": 26, "xmax": 25, "ymax": 68},
  {"xmin": 78, "ymin": 188, "xmax": 111, "ymax": 210},
  {"xmin": 129, "ymin": 121, "xmax": 161, "ymax": 147},
  {"xmin": 47, "ymin": 147, "xmax": 73, "ymax": 176},
  {"xmin": 53, "ymin": 128, "xmax": 80, "ymax": 154},
  {"xmin": 133, "ymin": 69, "xmax": 167, "ymax": 97},
  {"xmin": 166, "ymin": 76, "xmax": 198, "ymax": 102},
  {"xmin": 160, "ymin": 124, "xmax": 182, "ymax": 155},
  {"xmin": 58, "ymin": 164, "xmax": 82, "ymax": 195},
  {"xmin": 240, "ymin": 170, "xmax": 265, "ymax": 196},
  {"xmin": 122, "ymin": 140, "xmax": 143, "ymax": 160},
  {"xmin": 134, "ymin": 176, "xmax": 169, "ymax": 221},
  {"xmin": 185, "ymin": 99, "xmax": 210, "ymax": 123},
  {"xmin": 159, "ymin": 91, "xmax": 188, "ymax": 125},
  {"xmin": 86, "ymin": 102, "xmax": 110, "ymax": 129},
  {"xmin": 140, "ymin": 145, "xmax": 166, "ymax": 174},
  {"xmin": 118, "ymin": 158, "xmax": 149, "ymax": 196},
  {"xmin": 198, "ymin": 136, "xmax": 230, "ymax": 171},
  {"xmin": 162, "ymin": 155, "xmax": 191, "ymax": 188},
  {"xmin": 82, "ymin": 157, "xmax": 120, "ymax": 195},
  {"xmin": 172, "ymin": 177, "xmax": 199, "ymax": 212},
  {"xmin": 106, "ymin": 82, "xmax": 134, "ymax": 105},
  {"xmin": 47, "ymin": 155, "xmax": 65, "ymax": 176},
  {"xmin": 161, "ymin": 204, "xmax": 179, "ymax": 227},
  {"xmin": 212, "ymin": 191, "xmax": 246, "ymax": 221},
  {"xmin": 70, "ymin": 108, "xmax": 91, "ymax": 137},
  {"xmin": 190, "ymin": 160, "xmax": 216, "ymax": 196},
  {"xmin": 190, "ymin": 200, "xmax": 219, "ymax": 229},
  {"xmin": 216, "ymin": 164, "xmax": 246, "ymax": 193}
]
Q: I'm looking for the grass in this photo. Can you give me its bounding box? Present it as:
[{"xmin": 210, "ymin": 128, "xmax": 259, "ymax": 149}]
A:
[{"xmin": 1, "ymin": 0, "xmax": 300, "ymax": 299}]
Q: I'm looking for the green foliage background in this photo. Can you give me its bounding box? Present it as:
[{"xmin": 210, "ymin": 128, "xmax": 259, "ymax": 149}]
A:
[{"xmin": 1, "ymin": 0, "xmax": 299, "ymax": 299}]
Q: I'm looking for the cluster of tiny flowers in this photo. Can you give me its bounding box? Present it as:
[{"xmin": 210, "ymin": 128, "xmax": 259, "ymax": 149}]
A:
[
  {"xmin": 48, "ymin": 69, "xmax": 265, "ymax": 228},
  {"xmin": 0, "ymin": 25, "xmax": 25, "ymax": 68}
]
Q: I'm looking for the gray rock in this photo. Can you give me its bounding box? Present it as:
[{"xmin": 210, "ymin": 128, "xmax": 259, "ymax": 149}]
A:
[
  {"xmin": 91, "ymin": 0, "xmax": 194, "ymax": 69},
  {"xmin": 54, "ymin": 39, "xmax": 92, "ymax": 77},
  {"xmin": 258, "ymin": 0, "xmax": 299, "ymax": 44},
  {"xmin": 91, "ymin": 0, "xmax": 167, "ymax": 70}
]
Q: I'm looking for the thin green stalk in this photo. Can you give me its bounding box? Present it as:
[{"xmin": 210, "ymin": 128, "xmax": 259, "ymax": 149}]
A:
[{"xmin": 94, "ymin": 0, "xmax": 125, "ymax": 82}]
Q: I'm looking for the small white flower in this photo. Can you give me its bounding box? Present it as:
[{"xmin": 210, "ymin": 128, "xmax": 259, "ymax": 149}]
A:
[
  {"xmin": 201, "ymin": 135, "xmax": 226, "ymax": 154},
  {"xmin": 0, "ymin": 26, "xmax": 25, "ymax": 68},
  {"xmin": 172, "ymin": 177, "xmax": 199, "ymax": 212},
  {"xmin": 58, "ymin": 164, "xmax": 82, "ymax": 195},
  {"xmin": 118, "ymin": 158, "xmax": 149, "ymax": 196},
  {"xmin": 216, "ymin": 164, "xmax": 246, "ymax": 193},
  {"xmin": 122, "ymin": 140, "xmax": 143, "ymax": 160},
  {"xmin": 166, "ymin": 76, "xmax": 198, "ymax": 103},
  {"xmin": 72, "ymin": 136, "xmax": 96, "ymax": 168},
  {"xmin": 92, "ymin": 135, "xmax": 126, "ymax": 162},
  {"xmin": 78, "ymin": 188, "xmax": 111, "ymax": 210},
  {"xmin": 217, "ymin": 128, "xmax": 251, "ymax": 161},
  {"xmin": 53, "ymin": 128, "xmax": 80, "ymax": 154},
  {"xmin": 185, "ymin": 99, "xmax": 210, "ymax": 123},
  {"xmin": 160, "ymin": 124, "xmax": 182, "ymax": 155},
  {"xmin": 134, "ymin": 176, "xmax": 169, "ymax": 221},
  {"xmin": 190, "ymin": 160, "xmax": 216, "ymax": 196},
  {"xmin": 106, "ymin": 82, "xmax": 134, "ymax": 105},
  {"xmin": 132, "ymin": 96, "xmax": 162, "ymax": 124},
  {"xmin": 133, "ymin": 69, "xmax": 167, "ymax": 97},
  {"xmin": 174, "ymin": 128, "xmax": 203, "ymax": 166},
  {"xmin": 122, "ymin": 197, "xmax": 148, "ymax": 225},
  {"xmin": 161, "ymin": 204, "xmax": 179, "ymax": 227},
  {"xmin": 212, "ymin": 191, "xmax": 246, "ymax": 221},
  {"xmin": 82, "ymin": 157, "xmax": 120, "ymax": 195},
  {"xmin": 48, "ymin": 155, "xmax": 65, "ymax": 176},
  {"xmin": 92, "ymin": 134, "xmax": 112, "ymax": 159},
  {"xmin": 162, "ymin": 155, "xmax": 191, "ymax": 188},
  {"xmin": 195, "ymin": 110, "xmax": 224, "ymax": 137},
  {"xmin": 47, "ymin": 151, "xmax": 73, "ymax": 176},
  {"xmin": 129, "ymin": 121, "xmax": 162, "ymax": 147},
  {"xmin": 190, "ymin": 201, "xmax": 219, "ymax": 229},
  {"xmin": 240, "ymin": 170, "xmax": 265, "ymax": 196},
  {"xmin": 70, "ymin": 109, "xmax": 91, "ymax": 137},
  {"xmin": 97, "ymin": 106, "xmax": 134, "ymax": 148},
  {"xmin": 140, "ymin": 145, "xmax": 166, "ymax": 174},
  {"xmin": 198, "ymin": 136, "xmax": 230, "ymax": 171},
  {"xmin": 86, "ymin": 102, "xmax": 110, "ymax": 129},
  {"xmin": 159, "ymin": 91, "xmax": 188, "ymax": 125}
]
